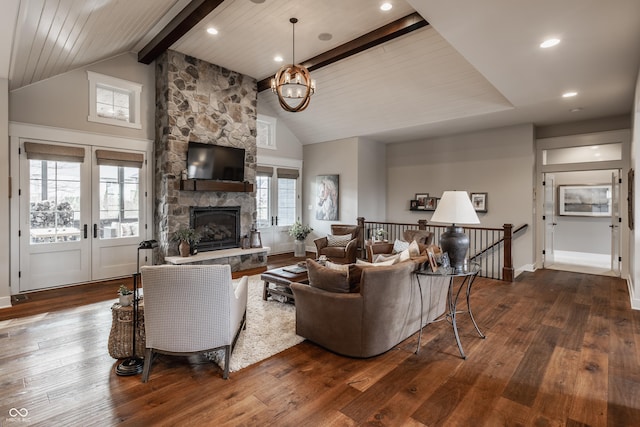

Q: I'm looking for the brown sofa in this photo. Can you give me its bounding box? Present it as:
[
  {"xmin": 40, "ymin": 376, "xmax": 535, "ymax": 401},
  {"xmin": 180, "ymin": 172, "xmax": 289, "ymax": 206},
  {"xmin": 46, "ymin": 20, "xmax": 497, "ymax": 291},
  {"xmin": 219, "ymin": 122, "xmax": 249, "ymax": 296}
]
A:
[
  {"xmin": 290, "ymin": 257, "xmax": 449, "ymax": 358},
  {"xmin": 313, "ymin": 224, "xmax": 360, "ymax": 264}
]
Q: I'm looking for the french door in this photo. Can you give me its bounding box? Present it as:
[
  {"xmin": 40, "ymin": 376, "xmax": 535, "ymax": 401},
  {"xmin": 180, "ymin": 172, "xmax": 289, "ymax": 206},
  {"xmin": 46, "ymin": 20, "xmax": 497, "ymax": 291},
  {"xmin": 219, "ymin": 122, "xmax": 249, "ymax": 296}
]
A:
[
  {"xmin": 256, "ymin": 165, "xmax": 300, "ymax": 254},
  {"xmin": 17, "ymin": 141, "xmax": 148, "ymax": 291}
]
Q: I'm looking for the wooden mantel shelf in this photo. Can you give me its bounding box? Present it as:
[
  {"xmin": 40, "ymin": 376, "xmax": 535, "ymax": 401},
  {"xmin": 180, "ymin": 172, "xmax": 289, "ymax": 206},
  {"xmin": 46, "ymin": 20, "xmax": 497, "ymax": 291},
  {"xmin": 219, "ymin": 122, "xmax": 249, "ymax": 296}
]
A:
[{"xmin": 180, "ymin": 179, "xmax": 254, "ymax": 192}]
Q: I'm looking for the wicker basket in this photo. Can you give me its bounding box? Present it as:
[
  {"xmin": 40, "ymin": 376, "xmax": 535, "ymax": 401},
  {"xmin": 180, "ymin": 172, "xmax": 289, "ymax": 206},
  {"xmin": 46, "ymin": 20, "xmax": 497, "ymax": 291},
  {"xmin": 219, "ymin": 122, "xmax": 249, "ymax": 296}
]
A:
[{"xmin": 108, "ymin": 302, "xmax": 146, "ymax": 359}]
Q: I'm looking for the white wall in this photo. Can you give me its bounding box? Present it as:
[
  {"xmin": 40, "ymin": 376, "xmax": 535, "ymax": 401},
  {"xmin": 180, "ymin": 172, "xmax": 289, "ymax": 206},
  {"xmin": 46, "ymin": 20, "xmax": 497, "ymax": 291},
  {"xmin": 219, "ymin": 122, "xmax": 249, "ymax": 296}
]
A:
[
  {"xmin": 10, "ymin": 53, "xmax": 155, "ymax": 140},
  {"xmin": 631, "ymin": 69, "xmax": 640, "ymax": 309},
  {"xmin": 0, "ymin": 79, "xmax": 9, "ymax": 307},
  {"xmin": 303, "ymin": 138, "xmax": 359, "ymax": 240},
  {"xmin": 386, "ymin": 123, "xmax": 536, "ymax": 272},
  {"xmin": 357, "ymin": 138, "xmax": 386, "ymax": 221}
]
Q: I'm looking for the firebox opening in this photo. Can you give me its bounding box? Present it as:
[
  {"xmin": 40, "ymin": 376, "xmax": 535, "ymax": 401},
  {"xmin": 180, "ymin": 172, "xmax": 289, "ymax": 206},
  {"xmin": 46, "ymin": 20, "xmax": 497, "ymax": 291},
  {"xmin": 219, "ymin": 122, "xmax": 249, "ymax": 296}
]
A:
[{"xmin": 190, "ymin": 206, "xmax": 240, "ymax": 252}]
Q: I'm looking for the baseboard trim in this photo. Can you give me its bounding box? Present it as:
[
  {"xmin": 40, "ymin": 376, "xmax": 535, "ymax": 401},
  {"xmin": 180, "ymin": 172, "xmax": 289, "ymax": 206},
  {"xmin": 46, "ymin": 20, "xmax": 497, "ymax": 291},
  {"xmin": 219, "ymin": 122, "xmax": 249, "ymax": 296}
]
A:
[
  {"xmin": 628, "ymin": 276, "xmax": 640, "ymax": 310},
  {"xmin": 0, "ymin": 296, "xmax": 12, "ymax": 309},
  {"xmin": 515, "ymin": 264, "xmax": 536, "ymax": 278}
]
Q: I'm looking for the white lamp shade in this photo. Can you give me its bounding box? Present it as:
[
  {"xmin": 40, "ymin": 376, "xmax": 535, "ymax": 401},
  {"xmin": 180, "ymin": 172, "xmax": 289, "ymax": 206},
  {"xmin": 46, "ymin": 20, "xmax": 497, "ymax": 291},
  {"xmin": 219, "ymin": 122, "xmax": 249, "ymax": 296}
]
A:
[{"xmin": 430, "ymin": 191, "xmax": 480, "ymax": 225}]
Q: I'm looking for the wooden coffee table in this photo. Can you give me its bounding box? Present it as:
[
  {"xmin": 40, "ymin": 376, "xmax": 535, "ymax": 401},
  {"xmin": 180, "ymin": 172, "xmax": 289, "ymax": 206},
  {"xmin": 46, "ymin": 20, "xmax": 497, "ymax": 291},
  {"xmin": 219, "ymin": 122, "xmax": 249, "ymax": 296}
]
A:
[{"xmin": 261, "ymin": 265, "xmax": 309, "ymax": 303}]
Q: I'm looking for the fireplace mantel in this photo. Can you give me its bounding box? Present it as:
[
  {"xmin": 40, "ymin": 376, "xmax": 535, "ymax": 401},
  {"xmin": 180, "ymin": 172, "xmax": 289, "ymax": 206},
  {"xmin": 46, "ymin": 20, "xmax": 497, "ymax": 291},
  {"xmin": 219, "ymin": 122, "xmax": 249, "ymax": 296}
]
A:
[{"xmin": 180, "ymin": 179, "xmax": 254, "ymax": 192}]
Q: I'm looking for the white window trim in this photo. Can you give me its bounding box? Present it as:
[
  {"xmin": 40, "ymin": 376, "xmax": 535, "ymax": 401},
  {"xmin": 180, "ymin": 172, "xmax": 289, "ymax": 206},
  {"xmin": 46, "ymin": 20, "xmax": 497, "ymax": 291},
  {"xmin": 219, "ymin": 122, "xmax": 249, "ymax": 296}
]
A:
[
  {"xmin": 257, "ymin": 114, "xmax": 277, "ymax": 150},
  {"xmin": 87, "ymin": 71, "xmax": 142, "ymax": 130}
]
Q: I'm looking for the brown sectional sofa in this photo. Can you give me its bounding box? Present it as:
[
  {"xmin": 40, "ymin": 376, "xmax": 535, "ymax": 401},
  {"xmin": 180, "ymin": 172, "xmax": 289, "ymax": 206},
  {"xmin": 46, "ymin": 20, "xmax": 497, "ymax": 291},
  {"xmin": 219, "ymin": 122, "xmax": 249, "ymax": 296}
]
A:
[{"xmin": 290, "ymin": 257, "xmax": 449, "ymax": 358}]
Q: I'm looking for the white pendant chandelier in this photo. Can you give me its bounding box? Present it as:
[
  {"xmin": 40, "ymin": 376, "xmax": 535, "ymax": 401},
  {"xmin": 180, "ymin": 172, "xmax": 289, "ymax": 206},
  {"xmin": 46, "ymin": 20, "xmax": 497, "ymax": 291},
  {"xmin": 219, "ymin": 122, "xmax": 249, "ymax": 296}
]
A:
[{"xmin": 271, "ymin": 18, "xmax": 316, "ymax": 112}]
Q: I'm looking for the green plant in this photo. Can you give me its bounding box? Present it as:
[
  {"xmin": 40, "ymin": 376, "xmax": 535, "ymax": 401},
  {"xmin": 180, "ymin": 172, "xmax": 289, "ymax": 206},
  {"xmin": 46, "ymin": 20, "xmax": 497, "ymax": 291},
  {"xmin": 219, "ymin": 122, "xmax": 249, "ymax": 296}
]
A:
[
  {"xmin": 171, "ymin": 227, "xmax": 201, "ymax": 244},
  {"xmin": 118, "ymin": 284, "xmax": 132, "ymax": 296},
  {"xmin": 374, "ymin": 228, "xmax": 387, "ymax": 239},
  {"xmin": 289, "ymin": 221, "xmax": 313, "ymax": 240}
]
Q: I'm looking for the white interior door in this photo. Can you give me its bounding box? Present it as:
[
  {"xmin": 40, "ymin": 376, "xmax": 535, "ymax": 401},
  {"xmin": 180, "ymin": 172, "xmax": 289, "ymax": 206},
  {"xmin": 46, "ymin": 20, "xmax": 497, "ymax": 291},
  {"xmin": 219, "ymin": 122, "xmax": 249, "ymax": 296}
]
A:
[
  {"xmin": 611, "ymin": 171, "xmax": 621, "ymax": 276},
  {"xmin": 19, "ymin": 143, "xmax": 91, "ymax": 291},
  {"xmin": 543, "ymin": 174, "xmax": 556, "ymax": 267}
]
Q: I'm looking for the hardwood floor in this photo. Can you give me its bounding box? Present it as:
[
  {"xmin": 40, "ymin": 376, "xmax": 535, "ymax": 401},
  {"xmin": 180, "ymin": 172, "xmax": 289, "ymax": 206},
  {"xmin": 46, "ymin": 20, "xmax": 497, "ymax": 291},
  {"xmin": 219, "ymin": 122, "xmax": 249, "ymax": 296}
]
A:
[{"xmin": 1, "ymin": 256, "xmax": 640, "ymax": 426}]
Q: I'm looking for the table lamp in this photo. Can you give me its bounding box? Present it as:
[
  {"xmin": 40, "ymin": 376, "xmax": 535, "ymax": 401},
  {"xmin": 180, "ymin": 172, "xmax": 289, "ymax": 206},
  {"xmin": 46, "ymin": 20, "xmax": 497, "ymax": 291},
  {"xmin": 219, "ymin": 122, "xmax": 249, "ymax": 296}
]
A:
[{"xmin": 430, "ymin": 191, "xmax": 480, "ymax": 272}]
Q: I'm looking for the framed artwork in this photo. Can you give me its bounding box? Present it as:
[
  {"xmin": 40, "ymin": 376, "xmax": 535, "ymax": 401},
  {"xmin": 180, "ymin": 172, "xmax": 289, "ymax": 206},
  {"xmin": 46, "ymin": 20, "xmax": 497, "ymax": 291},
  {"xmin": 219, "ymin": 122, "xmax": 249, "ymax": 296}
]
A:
[
  {"xmin": 414, "ymin": 193, "xmax": 429, "ymax": 210},
  {"xmin": 410, "ymin": 199, "xmax": 419, "ymax": 210},
  {"xmin": 424, "ymin": 197, "xmax": 438, "ymax": 211},
  {"xmin": 558, "ymin": 184, "xmax": 611, "ymax": 217},
  {"xmin": 470, "ymin": 193, "xmax": 488, "ymax": 213},
  {"xmin": 316, "ymin": 175, "xmax": 339, "ymax": 221},
  {"xmin": 427, "ymin": 249, "xmax": 438, "ymax": 272}
]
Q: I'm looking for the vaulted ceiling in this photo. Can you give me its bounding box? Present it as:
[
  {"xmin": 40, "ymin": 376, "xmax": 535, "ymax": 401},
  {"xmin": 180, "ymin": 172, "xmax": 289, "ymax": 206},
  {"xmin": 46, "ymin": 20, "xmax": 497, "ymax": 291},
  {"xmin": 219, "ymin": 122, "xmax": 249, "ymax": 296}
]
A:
[{"xmin": 3, "ymin": 0, "xmax": 640, "ymax": 144}]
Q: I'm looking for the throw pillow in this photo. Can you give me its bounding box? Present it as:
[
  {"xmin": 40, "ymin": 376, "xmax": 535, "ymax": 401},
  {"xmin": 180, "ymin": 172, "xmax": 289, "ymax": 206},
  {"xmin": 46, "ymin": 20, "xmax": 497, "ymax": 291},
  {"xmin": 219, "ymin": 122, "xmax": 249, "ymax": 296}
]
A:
[
  {"xmin": 398, "ymin": 248, "xmax": 411, "ymax": 262},
  {"xmin": 408, "ymin": 240, "xmax": 421, "ymax": 258},
  {"xmin": 326, "ymin": 261, "xmax": 362, "ymax": 292},
  {"xmin": 326, "ymin": 234, "xmax": 352, "ymax": 247},
  {"xmin": 392, "ymin": 239, "xmax": 410, "ymax": 254},
  {"xmin": 307, "ymin": 259, "xmax": 350, "ymax": 293},
  {"xmin": 374, "ymin": 253, "xmax": 399, "ymax": 264}
]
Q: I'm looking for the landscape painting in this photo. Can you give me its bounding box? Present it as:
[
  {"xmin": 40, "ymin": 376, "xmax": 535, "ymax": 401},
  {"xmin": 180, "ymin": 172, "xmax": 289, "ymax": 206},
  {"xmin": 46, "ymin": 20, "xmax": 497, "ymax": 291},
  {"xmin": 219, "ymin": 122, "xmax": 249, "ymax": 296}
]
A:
[{"xmin": 558, "ymin": 184, "xmax": 612, "ymax": 217}]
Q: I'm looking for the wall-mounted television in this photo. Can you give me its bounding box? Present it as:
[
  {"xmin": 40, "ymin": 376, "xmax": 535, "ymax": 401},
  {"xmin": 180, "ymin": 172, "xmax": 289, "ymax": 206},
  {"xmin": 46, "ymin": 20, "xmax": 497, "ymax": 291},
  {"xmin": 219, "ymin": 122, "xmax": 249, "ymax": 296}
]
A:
[{"xmin": 186, "ymin": 142, "xmax": 246, "ymax": 182}]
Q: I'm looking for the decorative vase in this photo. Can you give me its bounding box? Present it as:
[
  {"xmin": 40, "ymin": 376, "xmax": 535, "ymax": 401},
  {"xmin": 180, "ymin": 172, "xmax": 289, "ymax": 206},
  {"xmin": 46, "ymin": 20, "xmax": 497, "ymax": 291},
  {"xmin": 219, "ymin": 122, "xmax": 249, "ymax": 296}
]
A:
[
  {"xmin": 294, "ymin": 239, "xmax": 306, "ymax": 257},
  {"xmin": 179, "ymin": 240, "xmax": 190, "ymax": 257},
  {"xmin": 119, "ymin": 293, "xmax": 133, "ymax": 307}
]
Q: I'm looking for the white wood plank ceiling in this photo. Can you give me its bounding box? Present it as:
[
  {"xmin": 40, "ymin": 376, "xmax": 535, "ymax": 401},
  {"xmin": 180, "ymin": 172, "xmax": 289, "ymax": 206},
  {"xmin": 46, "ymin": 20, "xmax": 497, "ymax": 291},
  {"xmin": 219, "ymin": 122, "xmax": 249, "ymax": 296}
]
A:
[{"xmin": 5, "ymin": 0, "xmax": 640, "ymax": 144}]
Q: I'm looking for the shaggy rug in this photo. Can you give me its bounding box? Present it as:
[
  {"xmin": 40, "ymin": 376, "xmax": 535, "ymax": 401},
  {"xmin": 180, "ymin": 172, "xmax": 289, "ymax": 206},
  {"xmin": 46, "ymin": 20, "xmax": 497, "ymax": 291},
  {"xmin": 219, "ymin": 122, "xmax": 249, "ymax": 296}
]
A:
[{"xmin": 207, "ymin": 275, "xmax": 304, "ymax": 373}]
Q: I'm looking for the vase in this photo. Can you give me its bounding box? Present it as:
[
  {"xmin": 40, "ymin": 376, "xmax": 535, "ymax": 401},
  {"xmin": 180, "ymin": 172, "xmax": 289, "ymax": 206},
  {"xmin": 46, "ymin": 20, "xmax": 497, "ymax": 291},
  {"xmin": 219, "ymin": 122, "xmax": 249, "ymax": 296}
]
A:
[
  {"xmin": 119, "ymin": 294, "xmax": 133, "ymax": 307},
  {"xmin": 294, "ymin": 239, "xmax": 306, "ymax": 257},
  {"xmin": 179, "ymin": 240, "xmax": 190, "ymax": 257}
]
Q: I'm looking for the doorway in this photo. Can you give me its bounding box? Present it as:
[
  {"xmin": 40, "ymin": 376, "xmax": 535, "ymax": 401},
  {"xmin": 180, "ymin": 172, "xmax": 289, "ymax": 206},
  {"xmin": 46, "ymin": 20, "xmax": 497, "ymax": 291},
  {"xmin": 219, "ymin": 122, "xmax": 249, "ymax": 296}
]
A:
[
  {"xmin": 542, "ymin": 170, "xmax": 620, "ymax": 276},
  {"xmin": 535, "ymin": 129, "xmax": 630, "ymax": 278},
  {"xmin": 10, "ymin": 130, "xmax": 153, "ymax": 294}
]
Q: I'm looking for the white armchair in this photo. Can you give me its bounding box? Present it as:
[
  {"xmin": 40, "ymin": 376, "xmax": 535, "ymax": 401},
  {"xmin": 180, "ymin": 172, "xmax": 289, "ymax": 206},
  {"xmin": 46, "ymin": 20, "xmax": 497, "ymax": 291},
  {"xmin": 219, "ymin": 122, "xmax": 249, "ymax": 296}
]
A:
[{"xmin": 140, "ymin": 264, "xmax": 248, "ymax": 381}]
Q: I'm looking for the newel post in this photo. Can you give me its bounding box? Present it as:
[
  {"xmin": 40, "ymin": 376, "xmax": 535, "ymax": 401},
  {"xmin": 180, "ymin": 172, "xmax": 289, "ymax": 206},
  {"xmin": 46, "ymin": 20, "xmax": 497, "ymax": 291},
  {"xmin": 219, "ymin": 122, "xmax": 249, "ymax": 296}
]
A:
[
  {"xmin": 357, "ymin": 217, "xmax": 366, "ymax": 259},
  {"xmin": 418, "ymin": 219, "xmax": 428, "ymax": 230},
  {"xmin": 502, "ymin": 223, "xmax": 514, "ymax": 282}
]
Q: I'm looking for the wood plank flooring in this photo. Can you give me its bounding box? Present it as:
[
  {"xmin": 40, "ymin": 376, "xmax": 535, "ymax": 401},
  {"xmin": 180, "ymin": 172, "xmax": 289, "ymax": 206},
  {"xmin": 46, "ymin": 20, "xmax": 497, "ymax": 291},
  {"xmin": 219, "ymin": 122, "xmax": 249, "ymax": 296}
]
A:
[{"xmin": 1, "ymin": 257, "xmax": 640, "ymax": 426}]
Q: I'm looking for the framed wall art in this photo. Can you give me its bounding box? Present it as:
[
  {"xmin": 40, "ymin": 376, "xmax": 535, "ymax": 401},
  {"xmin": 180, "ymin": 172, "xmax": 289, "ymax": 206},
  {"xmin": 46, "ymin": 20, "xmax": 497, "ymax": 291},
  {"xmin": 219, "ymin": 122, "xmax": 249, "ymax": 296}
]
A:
[
  {"xmin": 558, "ymin": 184, "xmax": 611, "ymax": 217},
  {"xmin": 470, "ymin": 192, "xmax": 488, "ymax": 213},
  {"xmin": 316, "ymin": 175, "xmax": 339, "ymax": 221},
  {"xmin": 414, "ymin": 193, "xmax": 429, "ymax": 210},
  {"xmin": 423, "ymin": 197, "xmax": 438, "ymax": 211}
]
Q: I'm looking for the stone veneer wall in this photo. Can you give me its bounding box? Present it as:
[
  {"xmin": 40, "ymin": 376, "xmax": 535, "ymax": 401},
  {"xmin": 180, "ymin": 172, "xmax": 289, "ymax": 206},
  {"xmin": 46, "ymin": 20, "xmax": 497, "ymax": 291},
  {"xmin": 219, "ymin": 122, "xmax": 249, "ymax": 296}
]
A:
[{"xmin": 155, "ymin": 50, "xmax": 258, "ymax": 260}]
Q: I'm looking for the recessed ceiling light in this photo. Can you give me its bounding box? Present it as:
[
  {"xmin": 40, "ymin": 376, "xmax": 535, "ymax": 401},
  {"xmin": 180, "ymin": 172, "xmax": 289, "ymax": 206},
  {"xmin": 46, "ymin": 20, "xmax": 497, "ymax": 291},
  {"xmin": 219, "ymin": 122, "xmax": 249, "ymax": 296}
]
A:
[
  {"xmin": 250, "ymin": 0, "xmax": 265, "ymax": 3},
  {"xmin": 206, "ymin": 27, "xmax": 218, "ymax": 35},
  {"xmin": 562, "ymin": 91, "xmax": 578, "ymax": 98},
  {"xmin": 540, "ymin": 38, "xmax": 560, "ymax": 48},
  {"xmin": 571, "ymin": 107, "xmax": 583, "ymax": 113},
  {"xmin": 318, "ymin": 33, "xmax": 333, "ymax": 41},
  {"xmin": 274, "ymin": 56, "xmax": 283, "ymax": 62},
  {"xmin": 380, "ymin": 3, "xmax": 392, "ymax": 11}
]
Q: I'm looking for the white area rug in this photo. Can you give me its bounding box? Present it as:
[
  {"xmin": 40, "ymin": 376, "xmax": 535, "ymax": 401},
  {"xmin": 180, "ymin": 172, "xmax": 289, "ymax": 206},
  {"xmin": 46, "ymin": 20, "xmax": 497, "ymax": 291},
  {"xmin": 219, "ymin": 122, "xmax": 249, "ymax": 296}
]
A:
[{"xmin": 207, "ymin": 275, "xmax": 304, "ymax": 372}]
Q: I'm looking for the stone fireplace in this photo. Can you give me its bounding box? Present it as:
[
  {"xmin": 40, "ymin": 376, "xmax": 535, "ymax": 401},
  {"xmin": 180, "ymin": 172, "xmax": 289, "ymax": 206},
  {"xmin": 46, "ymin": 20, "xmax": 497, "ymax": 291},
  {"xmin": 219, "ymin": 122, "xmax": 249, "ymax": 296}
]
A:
[
  {"xmin": 154, "ymin": 50, "xmax": 260, "ymax": 268},
  {"xmin": 190, "ymin": 206, "xmax": 240, "ymax": 252}
]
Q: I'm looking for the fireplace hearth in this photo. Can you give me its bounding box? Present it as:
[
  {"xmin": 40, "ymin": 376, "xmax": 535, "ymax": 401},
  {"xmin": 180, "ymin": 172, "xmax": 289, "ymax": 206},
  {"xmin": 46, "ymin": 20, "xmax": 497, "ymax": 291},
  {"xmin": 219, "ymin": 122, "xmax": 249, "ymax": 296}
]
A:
[{"xmin": 190, "ymin": 206, "xmax": 241, "ymax": 252}]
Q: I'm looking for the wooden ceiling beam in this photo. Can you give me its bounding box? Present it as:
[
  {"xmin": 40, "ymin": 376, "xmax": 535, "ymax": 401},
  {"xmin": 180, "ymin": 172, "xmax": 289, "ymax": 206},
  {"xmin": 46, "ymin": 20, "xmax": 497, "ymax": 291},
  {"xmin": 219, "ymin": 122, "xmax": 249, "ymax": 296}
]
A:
[
  {"xmin": 257, "ymin": 12, "xmax": 428, "ymax": 92},
  {"xmin": 138, "ymin": 0, "xmax": 225, "ymax": 64}
]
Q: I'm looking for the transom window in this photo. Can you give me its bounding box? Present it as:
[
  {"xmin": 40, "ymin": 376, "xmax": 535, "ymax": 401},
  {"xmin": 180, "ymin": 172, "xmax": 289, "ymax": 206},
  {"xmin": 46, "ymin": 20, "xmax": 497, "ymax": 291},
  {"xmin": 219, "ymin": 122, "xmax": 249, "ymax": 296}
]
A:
[{"xmin": 87, "ymin": 71, "xmax": 142, "ymax": 129}]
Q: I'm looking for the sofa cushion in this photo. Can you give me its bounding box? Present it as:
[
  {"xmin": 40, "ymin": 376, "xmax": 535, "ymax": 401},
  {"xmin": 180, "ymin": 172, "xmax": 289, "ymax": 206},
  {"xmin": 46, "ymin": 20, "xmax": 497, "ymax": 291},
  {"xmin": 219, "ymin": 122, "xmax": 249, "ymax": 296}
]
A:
[
  {"xmin": 322, "ymin": 246, "xmax": 349, "ymax": 258},
  {"xmin": 307, "ymin": 259, "xmax": 350, "ymax": 293},
  {"xmin": 326, "ymin": 261, "xmax": 362, "ymax": 292},
  {"xmin": 326, "ymin": 234, "xmax": 352, "ymax": 247}
]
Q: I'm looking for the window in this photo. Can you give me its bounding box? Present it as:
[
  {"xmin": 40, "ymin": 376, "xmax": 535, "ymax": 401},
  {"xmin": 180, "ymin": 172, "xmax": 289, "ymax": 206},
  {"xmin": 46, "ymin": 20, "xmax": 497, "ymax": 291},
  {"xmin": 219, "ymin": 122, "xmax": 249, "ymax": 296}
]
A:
[
  {"xmin": 256, "ymin": 114, "xmax": 277, "ymax": 149},
  {"xmin": 88, "ymin": 71, "xmax": 142, "ymax": 129},
  {"xmin": 256, "ymin": 165, "xmax": 299, "ymax": 227}
]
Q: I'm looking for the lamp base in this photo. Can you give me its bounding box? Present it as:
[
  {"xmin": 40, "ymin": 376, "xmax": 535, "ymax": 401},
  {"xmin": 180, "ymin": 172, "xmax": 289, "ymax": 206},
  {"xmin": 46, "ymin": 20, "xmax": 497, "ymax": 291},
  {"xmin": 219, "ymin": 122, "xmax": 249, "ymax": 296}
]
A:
[
  {"xmin": 439, "ymin": 225, "xmax": 469, "ymax": 273},
  {"xmin": 116, "ymin": 357, "xmax": 144, "ymax": 376}
]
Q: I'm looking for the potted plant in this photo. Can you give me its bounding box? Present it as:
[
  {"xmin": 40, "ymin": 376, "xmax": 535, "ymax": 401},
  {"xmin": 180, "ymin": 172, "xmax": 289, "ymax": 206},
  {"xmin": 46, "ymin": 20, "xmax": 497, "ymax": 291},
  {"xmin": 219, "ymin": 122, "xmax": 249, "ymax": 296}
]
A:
[
  {"xmin": 373, "ymin": 228, "xmax": 387, "ymax": 242},
  {"xmin": 172, "ymin": 227, "xmax": 201, "ymax": 257},
  {"xmin": 118, "ymin": 284, "xmax": 133, "ymax": 306},
  {"xmin": 289, "ymin": 221, "xmax": 313, "ymax": 257}
]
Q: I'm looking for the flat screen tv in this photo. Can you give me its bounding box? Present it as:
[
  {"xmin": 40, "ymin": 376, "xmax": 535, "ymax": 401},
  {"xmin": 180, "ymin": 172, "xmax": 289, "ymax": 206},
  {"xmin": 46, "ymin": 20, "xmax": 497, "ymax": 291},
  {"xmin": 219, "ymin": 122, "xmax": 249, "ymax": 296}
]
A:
[{"xmin": 186, "ymin": 142, "xmax": 245, "ymax": 182}]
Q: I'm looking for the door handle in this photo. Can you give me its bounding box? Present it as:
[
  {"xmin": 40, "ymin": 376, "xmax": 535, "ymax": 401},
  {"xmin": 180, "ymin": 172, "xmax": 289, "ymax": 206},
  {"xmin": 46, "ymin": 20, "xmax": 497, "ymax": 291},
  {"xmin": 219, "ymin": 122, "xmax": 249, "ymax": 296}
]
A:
[
  {"xmin": 84, "ymin": 224, "xmax": 88, "ymax": 239},
  {"xmin": 93, "ymin": 224, "xmax": 98, "ymax": 238},
  {"xmin": 275, "ymin": 216, "xmax": 278, "ymax": 226},
  {"xmin": 271, "ymin": 217, "xmax": 274, "ymax": 226}
]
